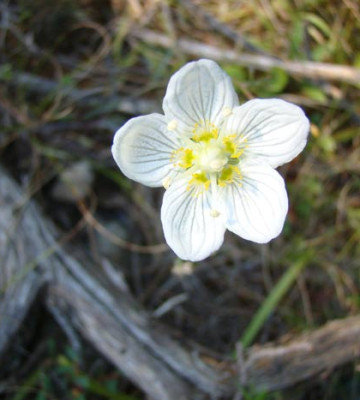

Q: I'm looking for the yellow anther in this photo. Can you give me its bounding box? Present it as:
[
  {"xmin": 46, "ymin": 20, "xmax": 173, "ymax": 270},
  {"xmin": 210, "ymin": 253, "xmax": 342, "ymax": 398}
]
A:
[
  {"xmin": 171, "ymin": 147, "xmax": 194, "ymax": 169},
  {"xmin": 187, "ymin": 172, "xmax": 210, "ymax": 193},
  {"xmin": 210, "ymin": 209, "xmax": 221, "ymax": 217},
  {"xmin": 218, "ymin": 165, "xmax": 242, "ymax": 187},
  {"xmin": 192, "ymin": 120, "xmax": 219, "ymax": 143},
  {"xmin": 162, "ymin": 176, "xmax": 171, "ymax": 189},
  {"xmin": 179, "ymin": 148, "xmax": 194, "ymax": 168},
  {"xmin": 222, "ymin": 107, "xmax": 232, "ymax": 117},
  {"xmin": 223, "ymin": 135, "xmax": 246, "ymax": 159},
  {"xmin": 167, "ymin": 119, "xmax": 178, "ymax": 131}
]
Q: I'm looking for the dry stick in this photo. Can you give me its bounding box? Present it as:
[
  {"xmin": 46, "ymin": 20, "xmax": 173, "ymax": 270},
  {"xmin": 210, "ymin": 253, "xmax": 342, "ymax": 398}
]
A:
[
  {"xmin": 46, "ymin": 285, "xmax": 199, "ymax": 400},
  {"xmin": 3, "ymin": 71, "xmax": 357, "ymax": 127},
  {"xmin": 2, "ymin": 166, "xmax": 360, "ymax": 397},
  {"xmin": 78, "ymin": 200, "xmax": 167, "ymax": 254},
  {"xmin": 134, "ymin": 30, "xmax": 360, "ymax": 85},
  {"xmin": 244, "ymin": 315, "xmax": 360, "ymax": 390},
  {"xmin": 0, "ymin": 166, "xmax": 231, "ymax": 400}
]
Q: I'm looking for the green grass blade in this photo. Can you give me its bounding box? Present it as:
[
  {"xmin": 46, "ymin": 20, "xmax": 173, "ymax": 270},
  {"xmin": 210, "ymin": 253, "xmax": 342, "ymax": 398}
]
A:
[{"xmin": 241, "ymin": 259, "xmax": 308, "ymax": 349}]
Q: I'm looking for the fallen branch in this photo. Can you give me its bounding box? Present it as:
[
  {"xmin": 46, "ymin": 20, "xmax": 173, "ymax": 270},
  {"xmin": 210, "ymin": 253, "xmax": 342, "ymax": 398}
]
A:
[
  {"xmin": 133, "ymin": 30, "xmax": 360, "ymax": 85},
  {"xmin": 244, "ymin": 315, "xmax": 360, "ymax": 390},
  {"xmin": 1, "ymin": 165, "xmax": 360, "ymax": 398},
  {"xmin": 0, "ymin": 165, "xmax": 230, "ymax": 400}
]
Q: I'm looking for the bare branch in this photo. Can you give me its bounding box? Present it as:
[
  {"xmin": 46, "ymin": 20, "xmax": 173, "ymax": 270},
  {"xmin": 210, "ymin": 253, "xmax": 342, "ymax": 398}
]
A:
[
  {"xmin": 133, "ymin": 30, "xmax": 360, "ymax": 85},
  {"xmin": 1, "ymin": 166, "xmax": 360, "ymax": 398},
  {"xmin": 244, "ymin": 315, "xmax": 360, "ymax": 390}
]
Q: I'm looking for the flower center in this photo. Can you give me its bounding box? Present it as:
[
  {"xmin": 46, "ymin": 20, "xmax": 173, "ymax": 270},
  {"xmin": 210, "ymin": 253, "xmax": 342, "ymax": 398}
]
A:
[
  {"xmin": 197, "ymin": 143, "xmax": 228, "ymax": 173},
  {"xmin": 170, "ymin": 120, "xmax": 247, "ymax": 196}
]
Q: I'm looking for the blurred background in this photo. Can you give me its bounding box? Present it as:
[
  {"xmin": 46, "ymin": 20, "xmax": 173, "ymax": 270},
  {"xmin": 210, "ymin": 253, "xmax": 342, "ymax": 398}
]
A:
[{"xmin": 1, "ymin": 0, "xmax": 360, "ymax": 399}]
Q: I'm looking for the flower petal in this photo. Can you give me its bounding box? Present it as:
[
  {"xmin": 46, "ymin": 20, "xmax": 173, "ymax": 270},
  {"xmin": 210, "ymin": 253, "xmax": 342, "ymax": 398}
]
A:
[
  {"xmin": 223, "ymin": 161, "xmax": 288, "ymax": 243},
  {"xmin": 163, "ymin": 59, "xmax": 239, "ymax": 135},
  {"xmin": 161, "ymin": 179, "xmax": 226, "ymax": 261},
  {"xmin": 223, "ymin": 99, "xmax": 309, "ymax": 168},
  {"xmin": 112, "ymin": 114, "xmax": 179, "ymax": 187}
]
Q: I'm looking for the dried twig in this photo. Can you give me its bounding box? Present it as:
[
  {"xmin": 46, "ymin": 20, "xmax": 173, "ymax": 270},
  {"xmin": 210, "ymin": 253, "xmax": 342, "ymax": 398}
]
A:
[
  {"xmin": 2, "ymin": 166, "xmax": 360, "ymax": 398},
  {"xmin": 77, "ymin": 200, "xmax": 168, "ymax": 254},
  {"xmin": 0, "ymin": 166, "xmax": 230, "ymax": 400},
  {"xmin": 244, "ymin": 316, "xmax": 360, "ymax": 390},
  {"xmin": 133, "ymin": 30, "xmax": 360, "ymax": 84}
]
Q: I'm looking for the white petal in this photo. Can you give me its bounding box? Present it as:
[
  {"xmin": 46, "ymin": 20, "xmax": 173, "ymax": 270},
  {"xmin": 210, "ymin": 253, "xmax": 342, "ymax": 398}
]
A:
[
  {"xmin": 112, "ymin": 114, "xmax": 180, "ymax": 187},
  {"xmin": 163, "ymin": 59, "xmax": 239, "ymax": 135},
  {"xmin": 224, "ymin": 99, "xmax": 309, "ymax": 168},
  {"xmin": 223, "ymin": 161, "xmax": 288, "ymax": 243},
  {"xmin": 161, "ymin": 179, "xmax": 226, "ymax": 262}
]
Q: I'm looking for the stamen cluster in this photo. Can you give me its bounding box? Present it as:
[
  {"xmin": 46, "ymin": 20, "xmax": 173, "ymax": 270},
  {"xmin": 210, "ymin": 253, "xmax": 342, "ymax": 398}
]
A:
[{"xmin": 171, "ymin": 120, "xmax": 245, "ymax": 194}]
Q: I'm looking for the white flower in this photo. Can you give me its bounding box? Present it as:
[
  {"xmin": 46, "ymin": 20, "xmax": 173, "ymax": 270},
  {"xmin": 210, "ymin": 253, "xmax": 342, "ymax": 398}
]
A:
[{"xmin": 112, "ymin": 59, "xmax": 309, "ymax": 262}]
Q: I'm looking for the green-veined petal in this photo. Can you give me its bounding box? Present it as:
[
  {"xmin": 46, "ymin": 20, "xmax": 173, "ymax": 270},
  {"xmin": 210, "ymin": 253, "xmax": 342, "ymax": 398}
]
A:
[
  {"xmin": 161, "ymin": 178, "xmax": 226, "ymax": 261},
  {"xmin": 223, "ymin": 99, "xmax": 309, "ymax": 168},
  {"xmin": 112, "ymin": 114, "xmax": 179, "ymax": 187},
  {"xmin": 223, "ymin": 160, "xmax": 288, "ymax": 243},
  {"xmin": 163, "ymin": 59, "xmax": 239, "ymax": 136}
]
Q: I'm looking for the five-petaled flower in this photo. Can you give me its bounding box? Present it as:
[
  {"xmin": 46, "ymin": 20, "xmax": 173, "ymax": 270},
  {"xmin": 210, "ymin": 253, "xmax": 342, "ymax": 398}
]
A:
[{"xmin": 112, "ymin": 59, "xmax": 309, "ymax": 262}]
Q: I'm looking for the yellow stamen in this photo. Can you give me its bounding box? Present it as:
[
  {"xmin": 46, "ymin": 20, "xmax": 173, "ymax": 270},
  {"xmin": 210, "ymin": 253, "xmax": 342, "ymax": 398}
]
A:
[
  {"xmin": 223, "ymin": 135, "xmax": 245, "ymax": 159},
  {"xmin": 222, "ymin": 107, "xmax": 232, "ymax": 117},
  {"xmin": 192, "ymin": 120, "xmax": 219, "ymax": 143},
  {"xmin": 162, "ymin": 176, "xmax": 171, "ymax": 189},
  {"xmin": 218, "ymin": 165, "xmax": 242, "ymax": 187},
  {"xmin": 167, "ymin": 119, "xmax": 178, "ymax": 131},
  {"xmin": 210, "ymin": 209, "xmax": 220, "ymax": 217},
  {"xmin": 187, "ymin": 172, "xmax": 210, "ymax": 193},
  {"xmin": 171, "ymin": 147, "xmax": 194, "ymax": 169},
  {"xmin": 170, "ymin": 121, "xmax": 248, "ymax": 195}
]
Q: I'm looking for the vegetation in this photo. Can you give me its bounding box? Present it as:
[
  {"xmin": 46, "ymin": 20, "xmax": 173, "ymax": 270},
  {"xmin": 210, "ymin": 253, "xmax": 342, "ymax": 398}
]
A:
[{"xmin": 1, "ymin": 0, "xmax": 360, "ymax": 398}]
